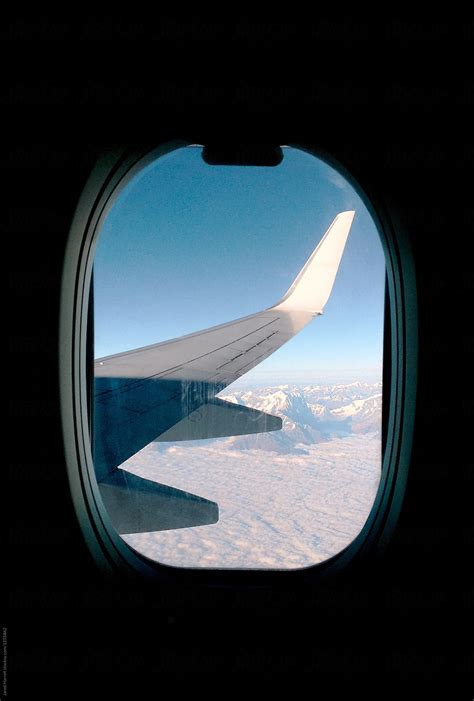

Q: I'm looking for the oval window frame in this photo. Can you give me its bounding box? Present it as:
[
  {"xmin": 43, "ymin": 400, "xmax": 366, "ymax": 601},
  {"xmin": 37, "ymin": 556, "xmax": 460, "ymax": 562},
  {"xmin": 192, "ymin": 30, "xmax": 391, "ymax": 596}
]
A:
[{"xmin": 59, "ymin": 140, "xmax": 417, "ymax": 584}]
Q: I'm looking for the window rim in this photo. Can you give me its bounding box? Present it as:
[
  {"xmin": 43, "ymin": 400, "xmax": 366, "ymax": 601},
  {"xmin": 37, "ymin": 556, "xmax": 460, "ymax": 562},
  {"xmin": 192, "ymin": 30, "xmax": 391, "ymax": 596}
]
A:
[{"xmin": 59, "ymin": 140, "xmax": 417, "ymax": 584}]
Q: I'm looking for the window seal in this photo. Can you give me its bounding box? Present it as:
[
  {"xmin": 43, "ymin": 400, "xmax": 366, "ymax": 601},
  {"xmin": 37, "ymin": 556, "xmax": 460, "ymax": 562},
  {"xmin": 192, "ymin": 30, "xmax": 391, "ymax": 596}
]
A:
[{"xmin": 59, "ymin": 141, "xmax": 417, "ymax": 585}]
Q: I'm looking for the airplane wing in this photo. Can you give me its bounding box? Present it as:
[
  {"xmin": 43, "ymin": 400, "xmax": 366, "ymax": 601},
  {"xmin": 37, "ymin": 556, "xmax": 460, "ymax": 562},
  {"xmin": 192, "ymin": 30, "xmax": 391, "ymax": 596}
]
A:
[{"xmin": 93, "ymin": 210, "xmax": 355, "ymax": 534}]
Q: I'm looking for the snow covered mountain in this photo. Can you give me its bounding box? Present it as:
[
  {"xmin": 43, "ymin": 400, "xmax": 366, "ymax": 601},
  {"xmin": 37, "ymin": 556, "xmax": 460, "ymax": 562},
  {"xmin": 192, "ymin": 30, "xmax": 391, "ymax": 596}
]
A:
[
  {"xmin": 218, "ymin": 382, "xmax": 382, "ymax": 453},
  {"xmin": 122, "ymin": 380, "xmax": 383, "ymax": 569}
]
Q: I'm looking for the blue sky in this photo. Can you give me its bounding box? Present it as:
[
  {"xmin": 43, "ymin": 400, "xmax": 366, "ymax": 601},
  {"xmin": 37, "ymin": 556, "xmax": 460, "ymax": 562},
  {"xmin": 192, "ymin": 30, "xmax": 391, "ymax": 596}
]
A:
[{"xmin": 94, "ymin": 146, "xmax": 385, "ymax": 384}]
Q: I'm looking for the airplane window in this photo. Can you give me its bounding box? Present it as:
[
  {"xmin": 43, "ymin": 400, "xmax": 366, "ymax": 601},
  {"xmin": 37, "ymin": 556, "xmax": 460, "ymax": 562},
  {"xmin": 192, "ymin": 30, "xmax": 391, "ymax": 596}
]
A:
[{"xmin": 92, "ymin": 145, "xmax": 385, "ymax": 570}]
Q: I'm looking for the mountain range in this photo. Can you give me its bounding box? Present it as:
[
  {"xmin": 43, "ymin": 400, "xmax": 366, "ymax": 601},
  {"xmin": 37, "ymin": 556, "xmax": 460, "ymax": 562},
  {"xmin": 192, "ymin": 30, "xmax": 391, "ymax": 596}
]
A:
[
  {"xmin": 123, "ymin": 380, "xmax": 383, "ymax": 568},
  {"xmin": 218, "ymin": 381, "xmax": 382, "ymax": 454}
]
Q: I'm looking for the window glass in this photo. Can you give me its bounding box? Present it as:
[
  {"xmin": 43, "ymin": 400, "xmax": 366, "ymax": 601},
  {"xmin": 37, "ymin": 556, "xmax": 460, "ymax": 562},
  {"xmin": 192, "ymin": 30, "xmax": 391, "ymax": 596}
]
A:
[{"xmin": 93, "ymin": 146, "xmax": 385, "ymax": 569}]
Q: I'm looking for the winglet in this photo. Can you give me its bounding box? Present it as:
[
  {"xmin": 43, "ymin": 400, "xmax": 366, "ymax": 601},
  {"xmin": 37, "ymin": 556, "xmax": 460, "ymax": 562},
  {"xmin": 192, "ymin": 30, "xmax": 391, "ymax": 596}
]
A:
[{"xmin": 273, "ymin": 211, "xmax": 355, "ymax": 314}]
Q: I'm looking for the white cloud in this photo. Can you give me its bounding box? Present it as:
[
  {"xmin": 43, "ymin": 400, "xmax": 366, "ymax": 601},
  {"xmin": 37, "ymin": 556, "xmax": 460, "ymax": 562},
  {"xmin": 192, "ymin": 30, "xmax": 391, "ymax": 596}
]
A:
[{"xmin": 120, "ymin": 382, "xmax": 382, "ymax": 570}]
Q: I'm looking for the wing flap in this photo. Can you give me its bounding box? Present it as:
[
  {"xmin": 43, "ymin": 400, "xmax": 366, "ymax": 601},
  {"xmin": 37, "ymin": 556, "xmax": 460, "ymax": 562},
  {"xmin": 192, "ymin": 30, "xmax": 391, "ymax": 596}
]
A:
[
  {"xmin": 99, "ymin": 469, "xmax": 219, "ymax": 534},
  {"xmin": 155, "ymin": 398, "xmax": 282, "ymax": 442}
]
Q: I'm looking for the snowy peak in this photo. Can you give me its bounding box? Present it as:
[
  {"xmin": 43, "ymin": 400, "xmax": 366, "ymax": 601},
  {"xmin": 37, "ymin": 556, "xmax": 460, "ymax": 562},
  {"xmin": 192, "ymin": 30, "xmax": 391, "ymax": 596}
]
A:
[
  {"xmin": 331, "ymin": 393, "xmax": 382, "ymax": 418},
  {"xmin": 218, "ymin": 382, "xmax": 382, "ymax": 454}
]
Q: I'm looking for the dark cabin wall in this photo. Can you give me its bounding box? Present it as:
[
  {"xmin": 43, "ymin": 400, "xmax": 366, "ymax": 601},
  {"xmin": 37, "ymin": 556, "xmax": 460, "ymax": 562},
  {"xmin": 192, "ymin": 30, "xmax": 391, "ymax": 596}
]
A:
[{"xmin": 6, "ymin": 17, "xmax": 472, "ymax": 690}]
